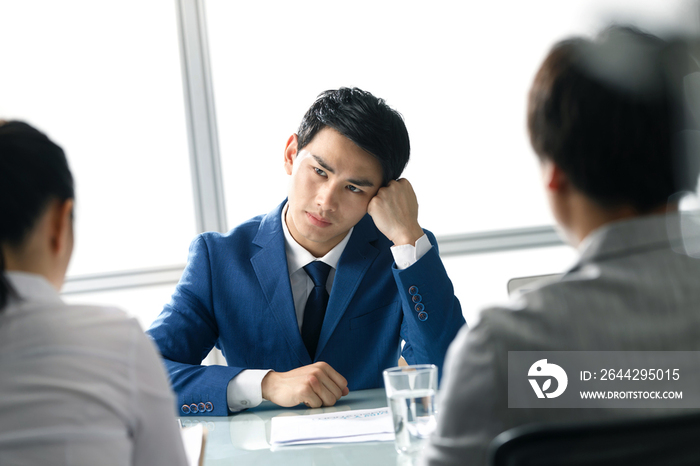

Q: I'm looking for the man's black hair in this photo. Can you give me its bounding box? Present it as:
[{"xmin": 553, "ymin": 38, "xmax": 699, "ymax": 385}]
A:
[
  {"xmin": 297, "ymin": 87, "xmax": 410, "ymax": 186},
  {"xmin": 527, "ymin": 26, "xmax": 697, "ymax": 213}
]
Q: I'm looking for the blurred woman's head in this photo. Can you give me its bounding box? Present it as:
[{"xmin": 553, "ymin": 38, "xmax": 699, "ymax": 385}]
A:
[{"xmin": 0, "ymin": 121, "xmax": 75, "ymax": 308}]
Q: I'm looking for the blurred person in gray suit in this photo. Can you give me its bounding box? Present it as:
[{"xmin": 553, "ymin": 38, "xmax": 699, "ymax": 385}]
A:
[{"xmin": 423, "ymin": 26, "xmax": 700, "ymax": 466}]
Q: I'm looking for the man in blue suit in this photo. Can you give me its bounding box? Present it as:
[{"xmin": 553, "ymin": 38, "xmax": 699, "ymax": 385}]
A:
[{"xmin": 148, "ymin": 88, "xmax": 466, "ymax": 416}]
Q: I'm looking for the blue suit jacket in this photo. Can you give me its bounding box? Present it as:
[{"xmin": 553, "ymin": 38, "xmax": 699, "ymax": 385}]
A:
[{"xmin": 148, "ymin": 201, "xmax": 465, "ymax": 416}]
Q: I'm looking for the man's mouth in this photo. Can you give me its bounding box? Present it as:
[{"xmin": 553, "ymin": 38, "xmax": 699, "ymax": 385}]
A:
[{"xmin": 306, "ymin": 212, "xmax": 332, "ymax": 228}]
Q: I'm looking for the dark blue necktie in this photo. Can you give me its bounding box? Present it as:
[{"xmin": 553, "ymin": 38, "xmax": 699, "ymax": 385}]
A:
[{"xmin": 301, "ymin": 261, "xmax": 332, "ymax": 359}]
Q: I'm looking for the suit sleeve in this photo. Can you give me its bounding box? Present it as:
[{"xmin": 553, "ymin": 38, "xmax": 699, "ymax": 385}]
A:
[
  {"xmin": 393, "ymin": 229, "xmax": 466, "ymax": 379},
  {"xmin": 147, "ymin": 235, "xmax": 243, "ymax": 416}
]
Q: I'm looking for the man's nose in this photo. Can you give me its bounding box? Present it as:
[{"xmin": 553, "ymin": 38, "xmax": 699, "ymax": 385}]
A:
[{"xmin": 316, "ymin": 182, "xmax": 339, "ymax": 211}]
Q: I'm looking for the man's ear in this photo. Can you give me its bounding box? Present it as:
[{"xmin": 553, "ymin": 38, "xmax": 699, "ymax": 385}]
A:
[
  {"xmin": 284, "ymin": 134, "xmax": 299, "ymax": 175},
  {"xmin": 541, "ymin": 159, "xmax": 569, "ymax": 194}
]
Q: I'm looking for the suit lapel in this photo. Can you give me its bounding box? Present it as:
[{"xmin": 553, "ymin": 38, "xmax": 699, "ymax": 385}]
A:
[
  {"xmin": 315, "ymin": 214, "xmax": 379, "ymax": 358},
  {"xmin": 250, "ymin": 201, "xmax": 312, "ymax": 366}
]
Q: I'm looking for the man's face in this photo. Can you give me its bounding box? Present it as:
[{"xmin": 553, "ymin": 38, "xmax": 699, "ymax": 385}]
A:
[{"xmin": 284, "ymin": 127, "xmax": 383, "ymax": 257}]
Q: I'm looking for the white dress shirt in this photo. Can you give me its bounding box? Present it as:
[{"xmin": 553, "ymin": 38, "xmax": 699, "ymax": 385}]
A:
[
  {"xmin": 0, "ymin": 272, "xmax": 187, "ymax": 466},
  {"xmin": 226, "ymin": 204, "xmax": 432, "ymax": 411}
]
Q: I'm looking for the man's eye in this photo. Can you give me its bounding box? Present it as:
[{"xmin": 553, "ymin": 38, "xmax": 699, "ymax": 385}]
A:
[
  {"xmin": 314, "ymin": 167, "xmax": 327, "ymax": 177},
  {"xmin": 347, "ymin": 185, "xmax": 362, "ymax": 193}
]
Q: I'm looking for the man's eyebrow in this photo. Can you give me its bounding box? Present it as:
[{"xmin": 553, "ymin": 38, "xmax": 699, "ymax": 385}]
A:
[
  {"xmin": 313, "ymin": 155, "xmax": 335, "ymax": 174},
  {"xmin": 312, "ymin": 155, "xmax": 376, "ymax": 188}
]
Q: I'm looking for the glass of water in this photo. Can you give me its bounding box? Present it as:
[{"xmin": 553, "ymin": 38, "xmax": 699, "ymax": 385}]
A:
[{"xmin": 383, "ymin": 364, "xmax": 438, "ymax": 455}]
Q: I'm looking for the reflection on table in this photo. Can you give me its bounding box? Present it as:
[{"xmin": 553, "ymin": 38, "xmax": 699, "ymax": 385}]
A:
[{"xmin": 179, "ymin": 388, "xmax": 422, "ymax": 466}]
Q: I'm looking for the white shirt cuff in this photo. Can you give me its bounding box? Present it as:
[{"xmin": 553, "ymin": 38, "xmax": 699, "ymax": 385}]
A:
[
  {"xmin": 226, "ymin": 369, "xmax": 272, "ymax": 412},
  {"xmin": 390, "ymin": 234, "xmax": 431, "ymax": 270}
]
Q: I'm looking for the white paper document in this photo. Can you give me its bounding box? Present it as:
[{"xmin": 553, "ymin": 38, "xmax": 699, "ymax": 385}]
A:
[{"xmin": 270, "ymin": 407, "xmax": 395, "ymax": 447}]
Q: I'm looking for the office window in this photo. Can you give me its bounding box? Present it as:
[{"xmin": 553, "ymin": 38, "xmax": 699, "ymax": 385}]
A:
[
  {"xmin": 1, "ymin": 1, "xmax": 195, "ymax": 327},
  {"xmin": 1, "ymin": 1, "xmax": 195, "ymax": 280},
  {"xmin": 205, "ymin": 0, "xmax": 697, "ymax": 235},
  {"xmin": 64, "ymin": 285, "xmax": 175, "ymax": 330},
  {"xmin": 443, "ymin": 245, "xmax": 578, "ymax": 325}
]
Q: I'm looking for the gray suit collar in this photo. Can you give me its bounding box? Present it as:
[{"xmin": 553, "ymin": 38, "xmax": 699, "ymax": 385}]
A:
[{"xmin": 576, "ymin": 212, "xmax": 685, "ymax": 266}]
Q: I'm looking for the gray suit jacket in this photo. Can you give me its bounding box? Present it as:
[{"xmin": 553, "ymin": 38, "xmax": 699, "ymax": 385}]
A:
[{"xmin": 423, "ymin": 213, "xmax": 700, "ymax": 466}]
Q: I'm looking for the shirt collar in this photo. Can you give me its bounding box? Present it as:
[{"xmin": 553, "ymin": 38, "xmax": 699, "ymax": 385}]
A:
[
  {"xmin": 5, "ymin": 271, "xmax": 63, "ymax": 306},
  {"xmin": 281, "ymin": 203, "xmax": 353, "ymax": 275}
]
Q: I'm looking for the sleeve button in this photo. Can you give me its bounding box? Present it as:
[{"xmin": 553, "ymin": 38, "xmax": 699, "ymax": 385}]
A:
[
  {"xmin": 412, "ymin": 294, "xmax": 422, "ymax": 303},
  {"xmin": 408, "ymin": 286, "xmax": 419, "ymax": 295},
  {"xmin": 414, "ymin": 303, "xmax": 425, "ymax": 313},
  {"xmin": 418, "ymin": 311, "xmax": 428, "ymax": 322},
  {"xmin": 190, "ymin": 403, "xmax": 199, "ymax": 414},
  {"xmin": 181, "ymin": 404, "xmax": 191, "ymax": 414},
  {"xmin": 205, "ymin": 402, "xmax": 214, "ymax": 412}
]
